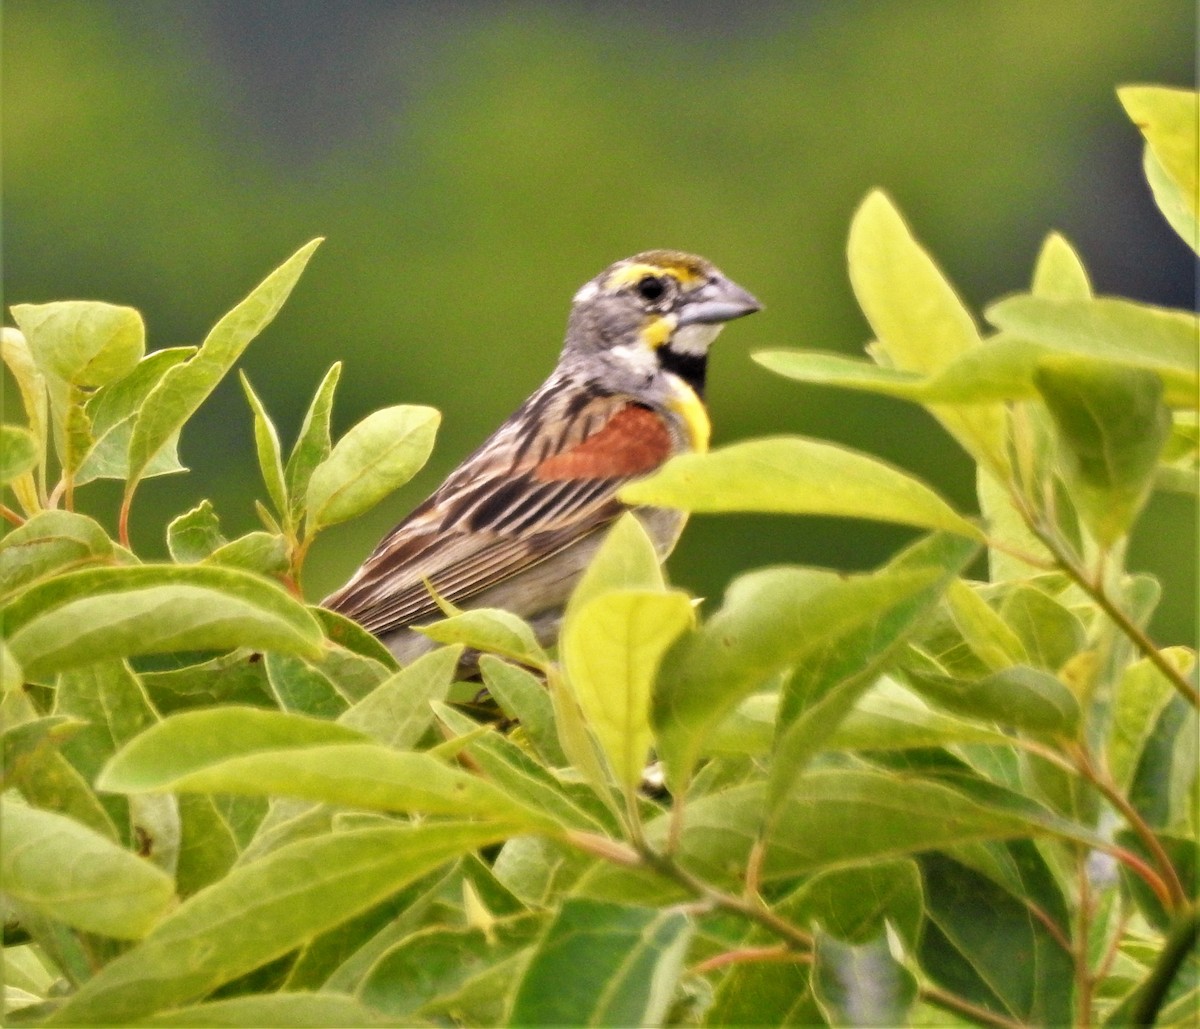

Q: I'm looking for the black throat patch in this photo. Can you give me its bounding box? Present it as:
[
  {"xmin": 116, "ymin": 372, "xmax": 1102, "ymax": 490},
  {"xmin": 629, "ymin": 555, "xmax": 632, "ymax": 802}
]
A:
[{"xmin": 658, "ymin": 344, "xmax": 707, "ymax": 399}]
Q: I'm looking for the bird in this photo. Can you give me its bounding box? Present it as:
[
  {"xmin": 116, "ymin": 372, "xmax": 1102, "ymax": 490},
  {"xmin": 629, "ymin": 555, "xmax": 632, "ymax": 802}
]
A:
[{"xmin": 322, "ymin": 250, "xmax": 760, "ymax": 665}]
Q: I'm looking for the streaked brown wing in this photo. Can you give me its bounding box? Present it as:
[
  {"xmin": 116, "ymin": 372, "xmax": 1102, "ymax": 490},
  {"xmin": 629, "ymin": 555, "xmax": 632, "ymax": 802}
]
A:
[{"xmin": 323, "ymin": 387, "xmax": 674, "ymax": 636}]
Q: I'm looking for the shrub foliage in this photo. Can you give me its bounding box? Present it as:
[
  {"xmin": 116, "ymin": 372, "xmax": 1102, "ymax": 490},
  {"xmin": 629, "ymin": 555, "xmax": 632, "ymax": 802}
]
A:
[{"xmin": 2, "ymin": 86, "xmax": 1196, "ymax": 1027}]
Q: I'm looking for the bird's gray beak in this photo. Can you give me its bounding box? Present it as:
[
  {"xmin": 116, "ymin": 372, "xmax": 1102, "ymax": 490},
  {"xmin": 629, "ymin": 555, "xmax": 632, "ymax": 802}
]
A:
[{"xmin": 676, "ymin": 276, "xmax": 762, "ymax": 327}]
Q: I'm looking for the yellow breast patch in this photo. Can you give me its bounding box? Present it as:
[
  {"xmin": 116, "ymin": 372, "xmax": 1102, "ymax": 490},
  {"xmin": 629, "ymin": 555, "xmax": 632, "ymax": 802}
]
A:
[{"xmin": 666, "ymin": 375, "xmax": 711, "ymax": 453}]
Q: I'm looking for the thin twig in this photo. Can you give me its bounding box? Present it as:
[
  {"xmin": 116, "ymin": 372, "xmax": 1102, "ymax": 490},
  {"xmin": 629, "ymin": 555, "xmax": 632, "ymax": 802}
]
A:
[
  {"xmin": 1071, "ymin": 744, "xmax": 1188, "ymax": 910},
  {"xmin": 919, "ymin": 984, "xmax": 1028, "ymax": 1029},
  {"xmin": 636, "ymin": 844, "xmax": 814, "ymax": 952},
  {"xmin": 691, "ymin": 945, "xmax": 813, "ymax": 975},
  {"xmin": 0, "ymin": 504, "xmax": 25, "ymax": 527},
  {"xmin": 1030, "ymin": 520, "xmax": 1196, "ymax": 708}
]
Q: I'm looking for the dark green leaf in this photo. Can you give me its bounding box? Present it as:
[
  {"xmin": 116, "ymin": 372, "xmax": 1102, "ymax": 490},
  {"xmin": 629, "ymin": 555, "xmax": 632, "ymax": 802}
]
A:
[
  {"xmin": 780, "ymin": 860, "xmax": 923, "ymax": 949},
  {"xmin": 359, "ymin": 917, "xmax": 542, "ymax": 1020},
  {"xmin": 919, "ymin": 852, "xmax": 1074, "ymax": 1026},
  {"xmin": 812, "ymin": 930, "xmax": 917, "ymax": 1028},
  {"xmin": 509, "ymin": 899, "xmax": 692, "ymax": 1027}
]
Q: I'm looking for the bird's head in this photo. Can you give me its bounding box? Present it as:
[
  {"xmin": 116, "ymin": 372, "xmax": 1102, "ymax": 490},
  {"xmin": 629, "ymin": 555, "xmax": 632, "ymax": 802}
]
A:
[{"xmin": 562, "ymin": 250, "xmax": 761, "ymax": 396}]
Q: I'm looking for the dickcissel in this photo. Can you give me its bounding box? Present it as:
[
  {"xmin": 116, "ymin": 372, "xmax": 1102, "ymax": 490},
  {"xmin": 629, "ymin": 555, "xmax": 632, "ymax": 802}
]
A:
[{"xmin": 323, "ymin": 251, "xmax": 760, "ymax": 663}]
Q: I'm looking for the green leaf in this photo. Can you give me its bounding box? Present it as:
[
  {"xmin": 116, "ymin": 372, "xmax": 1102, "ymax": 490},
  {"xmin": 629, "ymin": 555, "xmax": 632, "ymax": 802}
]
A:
[
  {"xmin": 1, "ymin": 798, "xmax": 175, "ymax": 939},
  {"xmin": 654, "ymin": 561, "xmax": 946, "ymax": 792},
  {"xmin": 766, "ymin": 533, "xmax": 974, "ymax": 819},
  {"xmin": 419, "ymin": 608, "xmax": 548, "ymax": 668},
  {"xmin": 1143, "ymin": 142, "xmax": 1200, "ymax": 254},
  {"xmin": 54, "ymin": 659, "xmax": 158, "ymax": 837},
  {"xmin": 999, "ymin": 583, "xmax": 1086, "ymax": 672},
  {"xmin": 754, "ymin": 348, "xmax": 927, "ymax": 399},
  {"xmin": 847, "ymin": 189, "xmax": 1008, "ymax": 472},
  {"xmin": 619, "ymin": 437, "xmax": 981, "ymax": 539},
  {"xmin": 265, "ymin": 651, "xmax": 350, "ymax": 717},
  {"xmin": 562, "ymin": 511, "xmax": 670, "ymax": 635},
  {"xmin": 174, "ymin": 794, "xmax": 240, "ymax": 898},
  {"xmin": 2, "ymin": 688, "xmax": 120, "ymax": 839},
  {"xmin": 987, "ymin": 295, "xmax": 1199, "ymax": 407},
  {"xmin": 1108, "ymin": 648, "xmax": 1194, "ymax": 793},
  {"xmin": 918, "ymin": 851, "xmax": 1074, "ymax": 1026},
  {"xmin": 11, "ymin": 300, "xmax": 145, "ymax": 388},
  {"xmin": 509, "ymin": 899, "xmax": 692, "ymax": 1028},
  {"xmin": 1035, "ymin": 357, "xmax": 1172, "ymax": 544},
  {"xmin": 945, "ymin": 579, "xmax": 1029, "ymax": 672},
  {"xmin": 45, "ymin": 821, "xmax": 516, "ymax": 1026},
  {"xmin": 305, "ymin": 404, "xmax": 440, "ymax": 531},
  {"xmin": 709, "ymin": 677, "xmax": 1010, "ymax": 756},
  {"xmin": 1031, "ymin": 232, "xmax": 1093, "ymax": 301},
  {"xmin": 781, "ymin": 859, "xmax": 924, "ymax": 949},
  {"xmin": 339, "ymin": 644, "xmax": 463, "ymax": 748},
  {"xmin": 358, "ymin": 918, "xmax": 543, "ymax": 1021},
  {"xmin": 166, "ymin": 499, "xmax": 226, "ymax": 563},
  {"xmin": 239, "ymin": 371, "xmax": 288, "ymax": 523},
  {"xmin": 1118, "ymin": 86, "xmax": 1198, "ymax": 224},
  {"xmin": 76, "ymin": 347, "xmax": 194, "ymax": 485},
  {"xmin": 98, "ymin": 706, "xmax": 561, "ymax": 830},
  {"xmin": 562, "ymin": 589, "xmax": 693, "ymax": 790},
  {"xmin": 481, "ymin": 656, "xmax": 567, "ymax": 767},
  {"xmin": 3, "ymin": 564, "xmax": 324, "ymax": 679},
  {"xmin": 2, "ymin": 326, "xmax": 48, "ymax": 505},
  {"xmin": 0, "ymin": 510, "xmax": 114, "ymax": 598},
  {"xmin": 203, "ymin": 531, "xmax": 289, "ymax": 576},
  {"xmin": 125, "ymin": 239, "xmax": 322, "ymax": 497},
  {"xmin": 126, "ymin": 992, "xmax": 394, "ymax": 1028},
  {"xmin": 707, "ymin": 960, "xmax": 819, "ymax": 1027},
  {"xmin": 435, "ymin": 705, "xmax": 612, "ymax": 835},
  {"xmin": 1, "ymin": 424, "xmax": 39, "ymax": 483},
  {"xmin": 812, "ymin": 930, "xmax": 918, "ymax": 1028},
  {"xmin": 905, "ymin": 664, "xmax": 1081, "ymax": 739},
  {"xmin": 284, "ymin": 362, "xmax": 341, "ymax": 522},
  {"xmin": 653, "ymin": 771, "xmax": 1100, "ymax": 886},
  {"xmin": 139, "ymin": 650, "xmax": 273, "ymax": 715}
]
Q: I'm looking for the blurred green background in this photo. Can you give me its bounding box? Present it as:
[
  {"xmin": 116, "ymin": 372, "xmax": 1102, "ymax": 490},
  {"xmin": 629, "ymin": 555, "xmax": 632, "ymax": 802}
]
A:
[{"xmin": 4, "ymin": 1, "xmax": 1196, "ymax": 644}]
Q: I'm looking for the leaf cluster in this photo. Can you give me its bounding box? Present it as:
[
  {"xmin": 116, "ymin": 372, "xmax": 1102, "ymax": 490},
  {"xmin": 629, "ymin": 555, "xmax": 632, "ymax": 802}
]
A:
[{"xmin": 1, "ymin": 86, "xmax": 1196, "ymax": 1027}]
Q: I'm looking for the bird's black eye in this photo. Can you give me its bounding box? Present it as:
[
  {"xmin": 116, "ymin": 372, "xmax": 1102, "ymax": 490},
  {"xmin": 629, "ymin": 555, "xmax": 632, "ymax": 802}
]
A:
[{"xmin": 636, "ymin": 274, "xmax": 666, "ymax": 302}]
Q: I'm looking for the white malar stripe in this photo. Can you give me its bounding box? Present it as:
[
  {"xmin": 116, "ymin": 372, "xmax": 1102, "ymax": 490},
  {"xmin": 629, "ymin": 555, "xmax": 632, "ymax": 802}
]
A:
[
  {"xmin": 671, "ymin": 321, "xmax": 723, "ymax": 356},
  {"xmin": 609, "ymin": 342, "xmax": 659, "ymax": 376}
]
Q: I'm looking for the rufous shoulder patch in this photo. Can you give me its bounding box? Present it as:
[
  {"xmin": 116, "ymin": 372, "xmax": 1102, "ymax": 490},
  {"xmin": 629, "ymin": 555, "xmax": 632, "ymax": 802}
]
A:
[{"xmin": 534, "ymin": 404, "xmax": 673, "ymax": 481}]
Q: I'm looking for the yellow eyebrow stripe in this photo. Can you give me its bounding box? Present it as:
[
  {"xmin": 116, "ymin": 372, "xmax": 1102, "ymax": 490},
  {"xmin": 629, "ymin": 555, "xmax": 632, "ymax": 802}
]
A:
[{"xmin": 605, "ymin": 261, "xmax": 706, "ymax": 291}]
